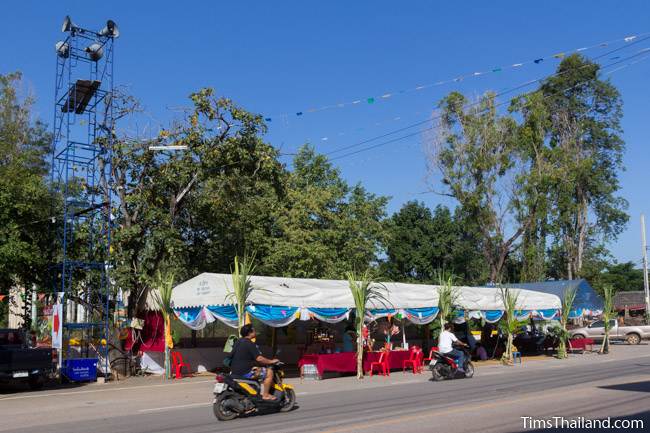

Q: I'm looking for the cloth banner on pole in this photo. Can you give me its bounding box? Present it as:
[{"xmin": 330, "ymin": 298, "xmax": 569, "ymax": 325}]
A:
[{"xmin": 52, "ymin": 301, "xmax": 63, "ymax": 349}]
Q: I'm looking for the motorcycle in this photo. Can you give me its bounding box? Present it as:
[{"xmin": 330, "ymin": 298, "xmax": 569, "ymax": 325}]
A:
[
  {"xmin": 428, "ymin": 346, "xmax": 474, "ymax": 381},
  {"xmin": 213, "ymin": 362, "xmax": 296, "ymax": 421}
]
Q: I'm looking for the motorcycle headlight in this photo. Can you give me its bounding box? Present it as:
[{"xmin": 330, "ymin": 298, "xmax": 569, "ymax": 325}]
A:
[{"xmin": 279, "ymin": 371, "xmax": 284, "ymax": 378}]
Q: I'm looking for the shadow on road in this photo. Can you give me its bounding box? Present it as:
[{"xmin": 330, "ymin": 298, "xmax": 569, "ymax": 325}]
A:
[
  {"xmin": 0, "ymin": 378, "xmax": 90, "ymax": 395},
  {"xmin": 599, "ymin": 380, "xmax": 650, "ymax": 393}
]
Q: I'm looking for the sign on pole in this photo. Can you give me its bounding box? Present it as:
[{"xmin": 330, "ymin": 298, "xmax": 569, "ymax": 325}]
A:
[{"xmin": 52, "ymin": 300, "xmax": 63, "ymax": 349}]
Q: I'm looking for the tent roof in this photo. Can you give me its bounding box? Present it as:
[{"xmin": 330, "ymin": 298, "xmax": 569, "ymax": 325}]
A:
[
  {"xmin": 506, "ymin": 279, "xmax": 603, "ymax": 312},
  {"xmin": 171, "ymin": 273, "xmax": 561, "ymax": 311}
]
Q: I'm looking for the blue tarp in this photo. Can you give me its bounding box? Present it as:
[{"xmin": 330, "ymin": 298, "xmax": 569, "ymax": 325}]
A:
[{"xmin": 508, "ymin": 279, "xmax": 603, "ymax": 317}]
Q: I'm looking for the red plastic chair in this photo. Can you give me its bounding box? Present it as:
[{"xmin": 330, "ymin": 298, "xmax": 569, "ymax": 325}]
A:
[
  {"xmin": 171, "ymin": 351, "xmax": 191, "ymax": 379},
  {"xmin": 403, "ymin": 346, "xmax": 423, "ymax": 374},
  {"xmin": 369, "ymin": 351, "xmax": 390, "ymax": 376},
  {"xmin": 423, "ymin": 347, "xmax": 439, "ymax": 364}
]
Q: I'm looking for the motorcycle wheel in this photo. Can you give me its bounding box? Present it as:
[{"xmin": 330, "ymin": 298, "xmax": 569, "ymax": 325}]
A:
[
  {"xmin": 280, "ymin": 388, "xmax": 296, "ymax": 412},
  {"xmin": 464, "ymin": 362, "xmax": 475, "ymax": 378},
  {"xmin": 213, "ymin": 393, "xmax": 239, "ymax": 421},
  {"xmin": 431, "ymin": 363, "xmax": 447, "ymax": 381}
]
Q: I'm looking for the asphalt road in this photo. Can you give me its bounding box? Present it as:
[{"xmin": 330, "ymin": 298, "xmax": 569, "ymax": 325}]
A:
[{"xmin": 2, "ymin": 347, "xmax": 650, "ymax": 433}]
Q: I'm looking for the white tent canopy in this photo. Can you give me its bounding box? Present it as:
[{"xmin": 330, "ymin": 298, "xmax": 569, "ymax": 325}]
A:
[
  {"xmin": 171, "ymin": 273, "xmax": 561, "ymax": 329},
  {"xmin": 172, "ymin": 273, "xmax": 560, "ymax": 310}
]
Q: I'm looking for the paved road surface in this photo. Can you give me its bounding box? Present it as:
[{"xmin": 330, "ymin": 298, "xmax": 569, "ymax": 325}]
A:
[{"xmin": 2, "ymin": 346, "xmax": 649, "ymax": 432}]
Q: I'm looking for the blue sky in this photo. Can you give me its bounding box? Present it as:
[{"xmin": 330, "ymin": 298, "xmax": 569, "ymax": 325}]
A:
[{"xmin": 2, "ymin": 1, "xmax": 649, "ymax": 265}]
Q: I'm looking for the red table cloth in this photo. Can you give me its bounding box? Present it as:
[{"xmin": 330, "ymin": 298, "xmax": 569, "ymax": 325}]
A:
[
  {"xmin": 363, "ymin": 350, "xmax": 412, "ymax": 372},
  {"xmin": 298, "ymin": 350, "xmax": 416, "ymax": 377},
  {"xmin": 569, "ymin": 338, "xmax": 594, "ymax": 351}
]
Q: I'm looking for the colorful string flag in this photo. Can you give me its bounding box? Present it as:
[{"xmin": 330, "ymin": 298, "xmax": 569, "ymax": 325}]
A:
[
  {"xmin": 260, "ymin": 32, "xmax": 649, "ymax": 121},
  {"xmin": 38, "ymin": 293, "xmax": 46, "ymax": 301},
  {"xmin": 0, "ymin": 295, "xmax": 6, "ymax": 302},
  {"xmin": 265, "ymin": 118, "xmax": 272, "ymax": 122}
]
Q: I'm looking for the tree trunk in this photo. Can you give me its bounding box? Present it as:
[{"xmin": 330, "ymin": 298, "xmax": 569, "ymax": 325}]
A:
[
  {"xmin": 600, "ymin": 330, "xmax": 610, "ymax": 354},
  {"xmin": 502, "ymin": 332, "xmax": 514, "ymax": 365},
  {"xmin": 356, "ymin": 320, "xmax": 364, "ymax": 380}
]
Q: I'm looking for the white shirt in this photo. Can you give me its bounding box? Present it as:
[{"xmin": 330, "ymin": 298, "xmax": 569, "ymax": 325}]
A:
[{"xmin": 438, "ymin": 330, "xmax": 458, "ymax": 354}]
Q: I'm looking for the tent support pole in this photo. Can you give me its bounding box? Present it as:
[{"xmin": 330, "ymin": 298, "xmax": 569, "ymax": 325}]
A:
[{"xmin": 271, "ymin": 327, "xmax": 277, "ymax": 357}]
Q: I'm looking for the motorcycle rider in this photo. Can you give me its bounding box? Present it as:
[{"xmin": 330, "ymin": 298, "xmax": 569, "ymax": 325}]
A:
[
  {"xmin": 439, "ymin": 322, "xmax": 469, "ymax": 372},
  {"xmin": 230, "ymin": 324, "xmax": 280, "ymax": 400}
]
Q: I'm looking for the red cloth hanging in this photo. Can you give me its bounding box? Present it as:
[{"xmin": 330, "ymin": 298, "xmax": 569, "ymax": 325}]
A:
[{"xmin": 124, "ymin": 311, "xmax": 166, "ymax": 353}]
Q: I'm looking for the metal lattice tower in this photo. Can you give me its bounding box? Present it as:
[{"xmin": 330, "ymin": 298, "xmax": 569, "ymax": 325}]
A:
[{"xmin": 50, "ymin": 16, "xmax": 118, "ymax": 375}]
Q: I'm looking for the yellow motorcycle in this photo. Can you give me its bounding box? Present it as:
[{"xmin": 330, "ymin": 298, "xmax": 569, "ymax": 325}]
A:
[{"xmin": 213, "ymin": 362, "xmax": 296, "ymax": 420}]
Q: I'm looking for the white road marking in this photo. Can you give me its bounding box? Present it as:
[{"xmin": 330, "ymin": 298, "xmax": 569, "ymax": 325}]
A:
[{"xmin": 0, "ymin": 380, "xmax": 214, "ymax": 401}]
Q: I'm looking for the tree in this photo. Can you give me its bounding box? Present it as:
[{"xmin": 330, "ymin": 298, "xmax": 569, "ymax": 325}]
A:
[
  {"xmin": 427, "ymin": 92, "xmax": 541, "ymax": 283},
  {"xmin": 498, "ymin": 287, "xmax": 520, "ymax": 365},
  {"xmin": 266, "ymin": 146, "xmax": 387, "ymax": 278},
  {"xmin": 383, "ymin": 202, "xmax": 464, "ymax": 282},
  {"xmin": 595, "ymin": 262, "xmax": 645, "ymax": 293},
  {"xmin": 151, "ymin": 270, "xmax": 175, "ymax": 379},
  {"xmin": 436, "ymin": 272, "xmax": 459, "ymax": 329},
  {"xmin": 600, "ymin": 285, "xmax": 616, "ymax": 354},
  {"xmin": 109, "ymin": 88, "xmax": 283, "ymax": 317},
  {"xmin": 347, "ymin": 269, "xmax": 388, "ymax": 379},
  {"xmin": 539, "ymin": 54, "xmax": 628, "ymax": 280},
  {"xmin": 557, "ymin": 287, "xmax": 577, "ymax": 359},
  {"xmin": 0, "ymin": 72, "xmax": 53, "ymax": 299},
  {"xmin": 225, "ymin": 254, "xmax": 258, "ymax": 332}
]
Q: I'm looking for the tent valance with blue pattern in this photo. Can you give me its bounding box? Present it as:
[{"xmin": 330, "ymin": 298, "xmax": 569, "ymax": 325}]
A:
[{"xmin": 170, "ymin": 273, "xmax": 562, "ymax": 329}]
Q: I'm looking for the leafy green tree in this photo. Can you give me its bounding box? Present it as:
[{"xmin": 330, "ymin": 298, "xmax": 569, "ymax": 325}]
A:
[
  {"xmin": 265, "ymin": 146, "xmax": 387, "ymax": 278},
  {"xmin": 110, "ymin": 88, "xmax": 283, "ymax": 316},
  {"xmin": 539, "ymin": 54, "xmax": 628, "ymax": 279},
  {"xmin": 382, "ymin": 201, "xmax": 439, "ymax": 281},
  {"xmin": 0, "ymin": 72, "xmax": 53, "ymax": 297},
  {"xmin": 428, "ymin": 92, "xmax": 542, "ymax": 283},
  {"xmin": 382, "ymin": 201, "xmax": 487, "ymax": 285},
  {"xmin": 595, "ymin": 262, "xmax": 645, "ymax": 293}
]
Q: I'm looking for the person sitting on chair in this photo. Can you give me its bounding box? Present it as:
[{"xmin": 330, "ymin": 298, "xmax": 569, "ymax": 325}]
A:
[
  {"xmin": 438, "ymin": 322, "xmax": 469, "ymax": 372},
  {"xmin": 230, "ymin": 324, "xmax": 279, "ymax": 400}
]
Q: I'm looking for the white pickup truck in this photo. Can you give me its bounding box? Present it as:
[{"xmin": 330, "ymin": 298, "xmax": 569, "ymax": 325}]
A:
[{"xmin": 570, "ymin": 319, "xmax": 650, "ymax": 345}]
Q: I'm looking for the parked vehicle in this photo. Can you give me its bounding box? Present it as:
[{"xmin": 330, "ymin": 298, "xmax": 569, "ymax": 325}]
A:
[
  {"xmin": 212, "ymin": 361, "xmax": 296, "ymax": 421},
  {"xmin": 569, "ymin": 320, "xmax": 650, "ymax": 345},
  {"xmin": 0, "ymin": 329, "xmax": 54, "ymax": 389},
  {"xmin": 428, "ymin": 347, "xmax": 474, "ymax": 381}
]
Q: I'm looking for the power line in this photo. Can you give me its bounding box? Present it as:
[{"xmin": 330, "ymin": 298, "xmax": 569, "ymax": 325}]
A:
[
  {"xmin": 329, "ymin": 48, "xmax": 650, "ymax": 162},
  {"xmin": 264, "ymin": 32, "xmax": 649, "ymax": 120},
  {"xmin": 323, "ymin": 35, "xmax": 650, "ymax": 159}
]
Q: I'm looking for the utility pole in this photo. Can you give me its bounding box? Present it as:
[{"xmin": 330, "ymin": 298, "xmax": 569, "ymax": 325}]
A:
[{"xmin": 642, "ymin": 214, "xmax": 650, "ymax": 324}]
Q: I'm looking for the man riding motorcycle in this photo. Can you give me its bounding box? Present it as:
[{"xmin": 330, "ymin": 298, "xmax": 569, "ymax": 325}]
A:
[
  {"xmin": 230, "ymin": 324, "xmax": 279, "ymax": 400},
  {"xmin": 438, "ymin": 322, "xmax": 469, "ymax": 372}
]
